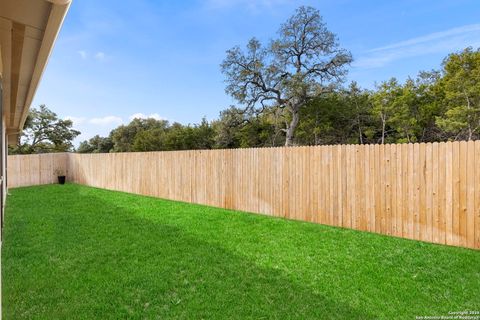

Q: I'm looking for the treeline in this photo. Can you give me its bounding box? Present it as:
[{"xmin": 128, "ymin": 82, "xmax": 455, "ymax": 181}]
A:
[{"xmin": 78, "ymin": 48, "xmax": 480, "ymax": 153}]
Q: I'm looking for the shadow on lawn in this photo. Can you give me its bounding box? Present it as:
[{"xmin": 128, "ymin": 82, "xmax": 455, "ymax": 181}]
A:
[{"xmin": 3, "ymin": 185, "xmax": 373, "ymax": 319}]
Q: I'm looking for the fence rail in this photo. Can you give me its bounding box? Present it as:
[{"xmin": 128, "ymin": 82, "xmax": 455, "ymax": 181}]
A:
[{"xmin": 7, "ymin": 142, "xmax": 480, "ymax": 249}]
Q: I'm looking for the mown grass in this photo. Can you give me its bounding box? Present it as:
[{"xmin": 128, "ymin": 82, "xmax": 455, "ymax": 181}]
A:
[{"xmin": 2, "ymin": 184, "xmax": 479, "ymax": 319}]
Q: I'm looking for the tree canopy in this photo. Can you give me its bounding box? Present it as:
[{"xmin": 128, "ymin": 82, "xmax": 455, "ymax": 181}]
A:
[
  {"xmin": 72, "ymin": 47, "xmax": 480, "ymax": 154},
  {"xmin": 14, "ymin": 45, "xmax": 479, "ymax": 156},
  {"xmin": 10, "ymin": 105, "xmax": 80, "ymax": 154},
  {"xmin": 435, "ymin": 47, "xmax": 480, "ymax": 140},
  {"xmin": 221, "ymin": 6, "xmax": 352, "ymax": 146},
  {"xmin": 12, "ymin": 5, "xmax": 475, "ymax": 155}
]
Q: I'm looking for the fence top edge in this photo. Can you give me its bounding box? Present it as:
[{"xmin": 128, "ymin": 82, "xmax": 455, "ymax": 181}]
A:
[{"xmin": 8, "ymin": 140, "xmax": 480, "ymax": 157}]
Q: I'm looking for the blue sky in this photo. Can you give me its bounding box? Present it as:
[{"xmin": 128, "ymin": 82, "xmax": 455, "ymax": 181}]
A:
[{"xmin": 32, "ymin": 0, "xmax": 480, "ymax": 144}]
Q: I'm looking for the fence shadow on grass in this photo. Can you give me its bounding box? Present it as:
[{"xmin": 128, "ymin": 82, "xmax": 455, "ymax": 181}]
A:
[{"xmin": 3, "ymin": 184, "xmax": 373, "ymax": 319}]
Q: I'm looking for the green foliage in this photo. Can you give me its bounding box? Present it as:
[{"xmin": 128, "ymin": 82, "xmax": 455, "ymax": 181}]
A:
[
  {"xmin": 212, "ymin": 106, "xmax": 245, "ymax": 149},
  {"xmin": 371, "ymin": 78, "xmax": 403, "ymax": 143},
  {"xmin": 188, "ymin": 118, "xmax": 216, "ymax": 150},
  {"xmin": 161, "ymin": 123, "xmax": 191, "ymax": 151},
  {"xmin": 408, "ymin": 71, "xmax": 444, "ymax": 142},
  {"xmin": 162, "ymin": 119, "xmax": 215, "ymax": 151},
  {"xmin": 221, "ymin": 6, "xmax": 352, "ymax": 146},
  {"xmin": 212, "ymin": 106, "xmax": 284, "ymax": 148},
  {"xmin": 435, "ymin": 47, "xmax": 480, "ymax": 140},
  {"xmin": 132, "ymin": 128, "xmax": 167, "ymax": 152},
  {"xmin": 128, "ymin": 118, "xmax": 215, "ymax": 152},
  {"xmin": 9, "ymin": 105, "xmax": 80, "ymax": 154},
  {"xmin": 77, "ymin": 135, "xmax": 113, "ymax": 153},
  {"xmin": 110, "ymin": 118, "xmax": 169, "ymax": 152},
  {"xmin": 344, "ymin": 82, "xmax": 375, "ymax": 144},
  {"xmin": 75, "ymin": 47, "xmax": 480, "ymax": 153},
  {"xmin": 296, "ymin": 84, "xmax": 376, "ymax": 145},
  {"xmin": 297, "ymin": 93, "xmax": 349, "ymax": 145},
  {"xmin": 4, "ymin": 184, "xmax": 480, "ymax": 319}
]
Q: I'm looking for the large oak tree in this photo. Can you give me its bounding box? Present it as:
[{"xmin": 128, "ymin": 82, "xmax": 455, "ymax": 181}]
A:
[
  {"xmin": 10, "ymin": 105, "xmax": 80, "ymax": 154},
  {"xmin": 221, "ymin": 6, "xmax": 352, "ymax": 146}
]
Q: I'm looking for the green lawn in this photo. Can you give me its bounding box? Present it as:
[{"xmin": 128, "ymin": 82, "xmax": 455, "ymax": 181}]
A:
[{"xmin": 2, "ymin": 184, "xmax": 479, "ymax": 319}]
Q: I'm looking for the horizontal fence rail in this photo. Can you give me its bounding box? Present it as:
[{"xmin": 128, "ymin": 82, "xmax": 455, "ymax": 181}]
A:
[{"xmin": 8, "ymin": 142, "xmax": 480, "ymax": 249}]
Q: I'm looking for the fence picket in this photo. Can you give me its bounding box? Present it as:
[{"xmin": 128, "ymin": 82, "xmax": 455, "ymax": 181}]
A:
[{"xmin": 7, "ymin": 142, "xmax": 480, "ymax": 249}]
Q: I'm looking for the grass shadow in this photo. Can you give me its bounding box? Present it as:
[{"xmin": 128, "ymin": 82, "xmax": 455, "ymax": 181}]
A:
[{"xmin": 3, "ymin": 184, "xmax": 374, "ymax": 319}]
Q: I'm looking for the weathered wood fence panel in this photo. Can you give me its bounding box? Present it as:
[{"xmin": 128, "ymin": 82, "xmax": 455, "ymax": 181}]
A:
[{"xmin": 8, "ymin": 142, "xmax": 480, "ymax": 249}]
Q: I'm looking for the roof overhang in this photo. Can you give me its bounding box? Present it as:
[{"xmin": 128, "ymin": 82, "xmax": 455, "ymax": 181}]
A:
[{"xmin": 0, "ymin": 0, "xmax": 71, "ymax": 145}]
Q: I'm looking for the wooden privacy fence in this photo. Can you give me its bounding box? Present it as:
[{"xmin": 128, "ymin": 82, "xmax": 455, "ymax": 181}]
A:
[
  {"xmin": 8, "ymin": 142, "xmax": 480, "ymax": 249},
  {"xmin": 7, "ymin": 153, "xmax": 68, "ymax": 188}
]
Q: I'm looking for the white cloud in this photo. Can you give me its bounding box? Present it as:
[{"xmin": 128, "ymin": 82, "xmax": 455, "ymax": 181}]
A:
[
  {"xmin": 89, "ymin": 116, "xmax": 123, "ymax": 126},
  {"xmin": 354, "ymin": 24, "xmax": 480, "ymax": 69},
  {"xmin": 64, "ymin": 116, "xmax": 87, "ymax": 125},
  {"xmin": 129, "ymin": 113, "xmax": 166, "ymax": 121},
  {"xmin": 77, "ymin": 50, "xmax": 87, "ymax": 60},
  {"xmin": 77, "ymin": 50, "xmax": 107, "ymax": 61},
  {"xmin": 369, "ymin": 24, "xmax": 480, "ymax": 52},
  {"xmin": 94, "ymin": 51, "xmax": 106, "ymax": 61}
]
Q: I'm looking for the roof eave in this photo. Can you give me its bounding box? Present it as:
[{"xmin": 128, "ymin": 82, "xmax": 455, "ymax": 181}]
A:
[{"xmin": 17, "ymin": 0, "xmax": 72, "ymax": 131}]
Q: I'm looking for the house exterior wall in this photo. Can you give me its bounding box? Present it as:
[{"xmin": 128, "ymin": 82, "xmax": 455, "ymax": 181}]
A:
[
  {"xmin": 0, "ymin": 42, "xmax": 4, "ymax": 319},
  {"xmin": 1, "ymin": 43, "xmax": 4, "ymax": 241}
]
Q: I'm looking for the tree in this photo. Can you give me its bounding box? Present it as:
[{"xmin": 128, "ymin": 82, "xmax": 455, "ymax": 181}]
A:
[
  {"xmin": 294, "ymin": 83, "xmax": 379, "ymax": 145},
  {"xmin": 221, "ymin": 6, "xmax": 352, "ymax": 146},
  {"xmin": 411, "ymin": 71, "xmax": 443, "ymax": 142},
  {"xmin": 389, "ymin": 78, "xmax": 419, "ymax": 143},
  {"xmin": 77, "ymin": 135, "xmax": 114, "ymax": 153},
  {"xmin": 213, "ymin": 106, "xmax": 284, "ymax": 148},
  {"xmin": 74, "ymin": 47, "xmax": 480, "ymax": 153},
  {"xmin": 130, "ymin": 118, "xmax": 216, "ymax": 152},
  {"xmin": 296, "ymin": 92, "xmax": 346, "ymax": 145},
  {"xmin": 436, "ymin": 47, "xmax": 480, "ymax": 140},
  {"xmin": 371, "ymin": 79, "xmax": 404, "ymax": 144},
  {"xmin": 166, "ymin": 119, "xmax": 215, "ymax": 150},
  {"xmin": 238, "ymin": 111, "xmax": 283, "ymax": 147},
  {"xmin": 213, "ymin": 106, "xmax": 245, "ymax": 149},
  {"xmin": 132, "ymin": 128, "xmax": 166, "ymax": 152},
  {"xmin": 110, "ymin": 118, "xmax": 169, "ymax": 152},
  {"xmin": 189, "ymin": 118, "xmax": 216, "ymax": 150},
  {"xmin": 10, "ymin": 105, "xmax": 80, "ymax": 154},
  {"xmin": 344, "ymin": 82, "xmax": 373, "ymax": 144}
]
